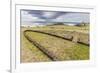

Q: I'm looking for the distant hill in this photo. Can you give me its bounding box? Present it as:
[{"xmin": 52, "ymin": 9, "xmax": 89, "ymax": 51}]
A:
[
  {"xmin": 47, "ymin": 22, "xmax": 66, "ymax": 26},
  {"xmin": 75, "ymin": 22, "xmax": 89, "ymax": 27}
]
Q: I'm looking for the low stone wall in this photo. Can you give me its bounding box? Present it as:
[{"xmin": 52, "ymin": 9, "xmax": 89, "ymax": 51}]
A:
[
  {"xmin": 38, "ymin": 30, "xmax": 89, "ymax": 46},
  {"xmin": 24, "ymin": 30, "xmax": 60, "ymax": 61},
  {"xmin": 24, "ymin": 30, "xmax": 89, "ymax": 46},
  {"xmin": 78, "ymin": 33, "xmax": 89, "ymax": 45}
]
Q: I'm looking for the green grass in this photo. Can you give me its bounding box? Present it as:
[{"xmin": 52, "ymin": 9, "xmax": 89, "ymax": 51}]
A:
[
  {"xmin": 21, "ymin": 25, "xmax": 89, "ymax": 62},
  {"xmin": 20, "ymin": 28, "xmax": 51, "ymax": 63},
  {"xmin": 30, "ymin": 25, "xmax": 89, "ymax": 33},
  {"xmin": 68, "ymin": 43, "xmax": 89, "ymax": 60},
  {"xmin": 25, "ymin": 31, "xmax": 89, "ymax": 60}
]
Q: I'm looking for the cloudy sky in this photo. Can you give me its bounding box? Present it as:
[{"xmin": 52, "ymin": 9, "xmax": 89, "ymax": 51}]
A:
[{"xmin": 21, "ymin": 9, "xmax": 90, "ymax": 26}]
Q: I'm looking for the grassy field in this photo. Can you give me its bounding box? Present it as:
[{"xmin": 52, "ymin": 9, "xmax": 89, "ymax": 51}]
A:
[
  {"xmin": 20, "ymin": 28, "xmax": 51, "ymax": 63},
  {"xmin": 28, "ymin": 25, "xmax": 89, "ymax": 33},
  {"xmin": 21, "ymin": 25, "xmax": 89, "ymax": 63},
  {"xmin": 31, "ymin": 30, "xmax": 89, "ymax": 45}
]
